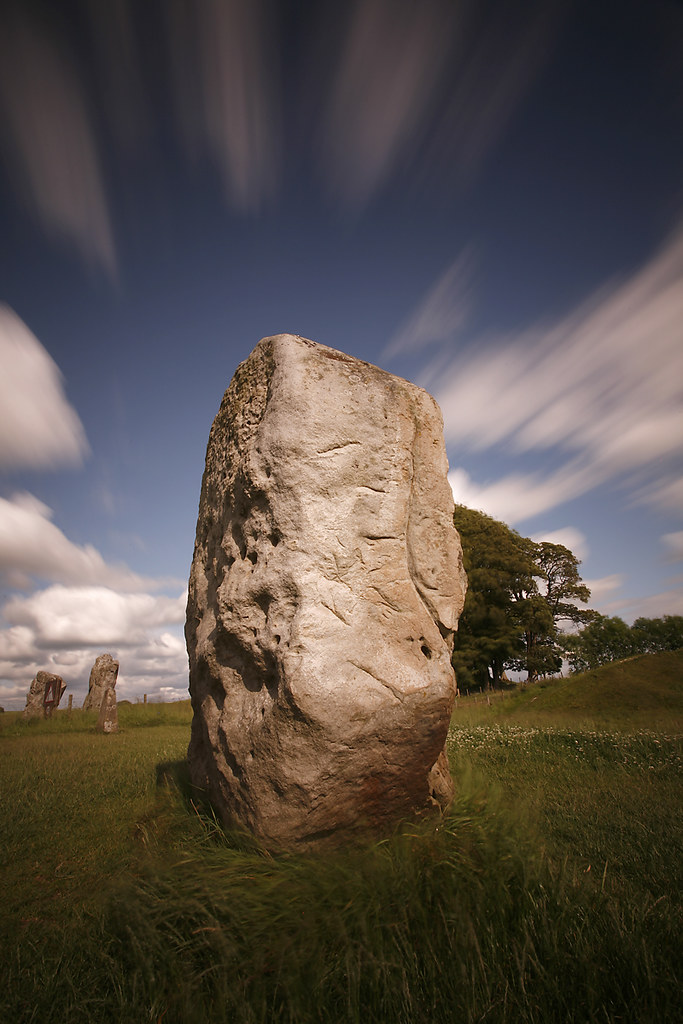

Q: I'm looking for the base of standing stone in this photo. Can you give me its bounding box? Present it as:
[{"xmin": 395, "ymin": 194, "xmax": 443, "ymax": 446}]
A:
[{"xmin": 96, "ymin": 687, "xmax": 118, "ymax": 733}]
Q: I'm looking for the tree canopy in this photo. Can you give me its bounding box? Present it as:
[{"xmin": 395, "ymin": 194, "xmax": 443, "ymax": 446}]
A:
[
  {"xmin": 565, "ymin": 614, "xmax": 683, "ymax": 673},
  {"xmin": 453, "ymin": 506, "xmax": 591, "ymax": 688}
]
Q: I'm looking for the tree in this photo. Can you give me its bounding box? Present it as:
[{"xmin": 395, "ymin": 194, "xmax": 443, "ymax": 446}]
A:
[
  {"xmin": 512, "ymin": 592, "xmax": 560, "ymax": 681},
  {"xmin": 519, "ymin": 541, "xmax": 592, "ymax": 681},
  {"xmin": 631, "ymin": 615, "xmax": 683, "ymax": 654},
  {"xmin": 563, "ymin": 615, "xmax": 634, "ymax": 673},
  {"xmin": 453, "ymin": 507, "xmax": 592, "ymax": 686},
  {"xmin": 533, "ymin": 542, "xmax": 592, "ymax": 627},
  {"xmin": 453, "ymin": 506, "xmax": 537, "ymax": 689},
  {"xmin": 564, "ymin": 613, "xmax": 683, "ymax": 673}
]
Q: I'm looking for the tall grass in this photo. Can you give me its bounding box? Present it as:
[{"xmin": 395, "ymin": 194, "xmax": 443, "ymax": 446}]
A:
[{"xmin": 1, "ymin": 670, "xmax": 681, "ymax": 1023}]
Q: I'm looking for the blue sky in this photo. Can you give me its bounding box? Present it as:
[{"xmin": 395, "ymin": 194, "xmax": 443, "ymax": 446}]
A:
[{"xmin": 1, "ymin": 0, "xmax": 682, "ymax": 708}]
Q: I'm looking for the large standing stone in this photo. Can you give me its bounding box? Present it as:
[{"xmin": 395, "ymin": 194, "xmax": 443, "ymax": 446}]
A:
[
  {"xmin": 22, "ymin": 671, "xmax": 66, "ymax": 718},
  {"xmin": 186, "ymin": 335, "xmax": 467, "ymax": 849},
  {"xmin": 83, "ymin": 654, "xmax": 119, "ymax": 710}
]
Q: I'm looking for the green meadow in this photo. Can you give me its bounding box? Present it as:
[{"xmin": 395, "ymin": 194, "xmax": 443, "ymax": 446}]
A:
[{"xmin": 1, "ymin": 654, "xmax": 681, "ymax": 1023}]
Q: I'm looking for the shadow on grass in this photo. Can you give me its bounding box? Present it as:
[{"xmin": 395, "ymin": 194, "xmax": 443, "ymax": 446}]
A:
[
  {"xmin": 156, "ymin": 757, "xmax": 192, "ymax": 793},
  {"xmin": 154, "ymin": 758, "xmax": 266, "ymax": 855}
]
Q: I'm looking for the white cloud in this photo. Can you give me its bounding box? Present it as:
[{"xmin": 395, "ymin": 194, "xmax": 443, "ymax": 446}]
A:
[
  {"xmin": 448, "ymin": 462, "xmax": 599, "ymax": 525},
  {"xmin": 428, "ymin": 225, "xmax": 683, "ymax": 521},
  {"xmin": 581, "ymin": 574, "xmax": 625, "ymax": 613},
  {"xmin": 0, "ymin": 309, "xmax": 89, "ymax": 470},
  {"xmin": 641, "ymin": 475, "xmax": 683, "ymax": 515},
  {"xmin": 3, "ymin": 585, "xmax": 185, "ymax": 649},
  {"xmin": 435, "ymin": 226, "xmax": 683, "ymax": 468},
  {"xmin": 0, "ymin": 492, "xmax": 159, "ymax": 590},
  {"xmin": 0, "ymin": 487, "xmax": 189, "ymax": 708},
  {"xmin": 116, "ymin": 632, "xmax": 189, "ymax": 701},
  {"xmin": 0, "ymin": 13, "xmax": 116, "ymax": 274},
  {"xmin": 531, "ymin": 527, "xmax": 588, "ymax": 562}
]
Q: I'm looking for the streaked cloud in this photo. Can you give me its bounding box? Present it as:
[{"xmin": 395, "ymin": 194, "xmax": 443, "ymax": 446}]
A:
[
  {"xmin": 0, "ymin": 308, "xmax": 89, "ymax": 471},
  {"xmin": 0, "ymin": 0, "xmax": 566, "ymax": 237},
  {"xmin": 319, "ymin": 0, "xmax": 454, "ymax": 205},
  {"xmin": 79, "ymin": 0, "xmax": 149, "ymax": 155},
  {"xmin": 429, "ymin": 225, "xmax": 683, "ymax": 520},
  {"xmin": 448, "ymin": 461, "xmax": 599, "ymax": 525},
  {"xmin": 661, "ymin": 531, "xmax": 683, "ymax": 562},
  {"xmin": 421, "ymin": 0, "xmax": 567, "ymax": 189},
  {"xmin": 383, "ymin": 251, "xmax": 475, "ymax": 358},
  {"xmin": 606, "ymin": 587, "xmax": 683, "ymax": 621},
  {"xmin": 640, "ymin": 476, "xmax": 683, "ymax": 515},
  {"xmin": 0, "ymin": 493, "xmax": 159, "ymax": 591},
  {"xmin": 165, "ymin": 0, "xmax": 280, "ymax": 211},
  {"xmin": 318, "ymin": 0, "xmax": 565, "ymax": 205},
  {"xmin": 581, "ymin": 574, "xmax": 625, "ymax": 614},
  {"xmin": 0, "ymin": 10, "xmax": 116, "ymax": 275}
]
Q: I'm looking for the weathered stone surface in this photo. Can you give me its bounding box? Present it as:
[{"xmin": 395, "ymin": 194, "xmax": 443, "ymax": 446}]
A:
[
  {"xmin": 186, "ymin": 334, "xmax": 466, "ymax": 849},
  {"xmin": 96, "ymin": 687, "xmax": 119, "ymax": 733},
  {"xmin": 83, "ymin": 654, "xmax": 119, "ymax": 710},
  {"xmin": 22, "ymin": 671, "xmax": 66, "ymax": 718}
]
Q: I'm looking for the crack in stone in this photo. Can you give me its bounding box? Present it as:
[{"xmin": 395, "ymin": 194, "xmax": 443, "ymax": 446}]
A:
[
  {"xmin": 348, "ymin": 660, "xmax": 403, "ymax": 702},
  {"xmin": 320, "ymin": 601, "xmax": 351, "ymax": 626},
  {"xmin": 367, "ymin": 584, "xmax": 402, "ymax": 612},
  {"xmin": 316, "ymin": 441, "xmax": 362, "ymax": 456}
]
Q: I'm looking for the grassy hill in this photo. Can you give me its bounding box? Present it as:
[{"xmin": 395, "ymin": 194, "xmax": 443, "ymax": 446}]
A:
[{"xmin": 453, "ymin": 649, "xmax": 683, "ymax": 732}]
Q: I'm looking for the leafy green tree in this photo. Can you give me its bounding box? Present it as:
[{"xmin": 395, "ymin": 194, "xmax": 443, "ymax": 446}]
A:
[
  {"xmin": 453, "ymin": 505, "xmax": 536, "ymax": 689},
  {"xmin": 453, "ymin": 508, "xmax": 593, "ymax": 685},
  {"xmin": 533, "ymin": 542, "xmax": 592, "ymax": 627},
  {"xmin": 513, "ymin": 592, "xmax": 560, "ymax": 682},
  {"xmin": 631, "ymin": 615, "xmax": 683, "ymax": 654},
  {"xmin": 519, "ymin": 541, "xmax": 592, "ymax": 681},
  {"xmin": 564, "ymin": 614, "xmax": 683, "ymax": 673},
  {"xmin": 564, "ymin": 615, "xmax": 634, "ymax": 673}
]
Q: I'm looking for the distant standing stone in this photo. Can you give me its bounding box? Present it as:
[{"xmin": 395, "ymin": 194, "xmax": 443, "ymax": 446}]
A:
[
  {"xmin": 83, "ymin": 654, "xmax": 119, "ymax": 710},
  {"xmin": 96, "ymin": 687, "xmax": 119, "ymax": 733},
  {"xmin": 186, "ymin": 334, "xmax": 467, "ymax": 850},
  {"xmin": 22, "ymin": 671, "xmax": 66, "ymax": 718}
]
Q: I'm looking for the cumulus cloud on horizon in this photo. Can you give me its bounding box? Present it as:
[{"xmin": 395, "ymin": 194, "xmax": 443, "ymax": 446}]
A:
[
  {"xmin": 0, "ymin": 619, "xmax": 188, "ymax": 709},
  {"xmin": 0, "ymin": 584, "xmax": 188, "ymax": 709},
  {"xmin": 3, "ymin": 585, "xmax": 186, "ymax": 649},
  {"xmin": 0, "ymin": 490, "xmax": 188, "ymax": 709}
]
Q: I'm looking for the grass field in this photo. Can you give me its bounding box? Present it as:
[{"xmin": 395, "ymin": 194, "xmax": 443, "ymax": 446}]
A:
[{"xmin": 1, "ymin": 653, "xmax": 681, "ymax": 1023}]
